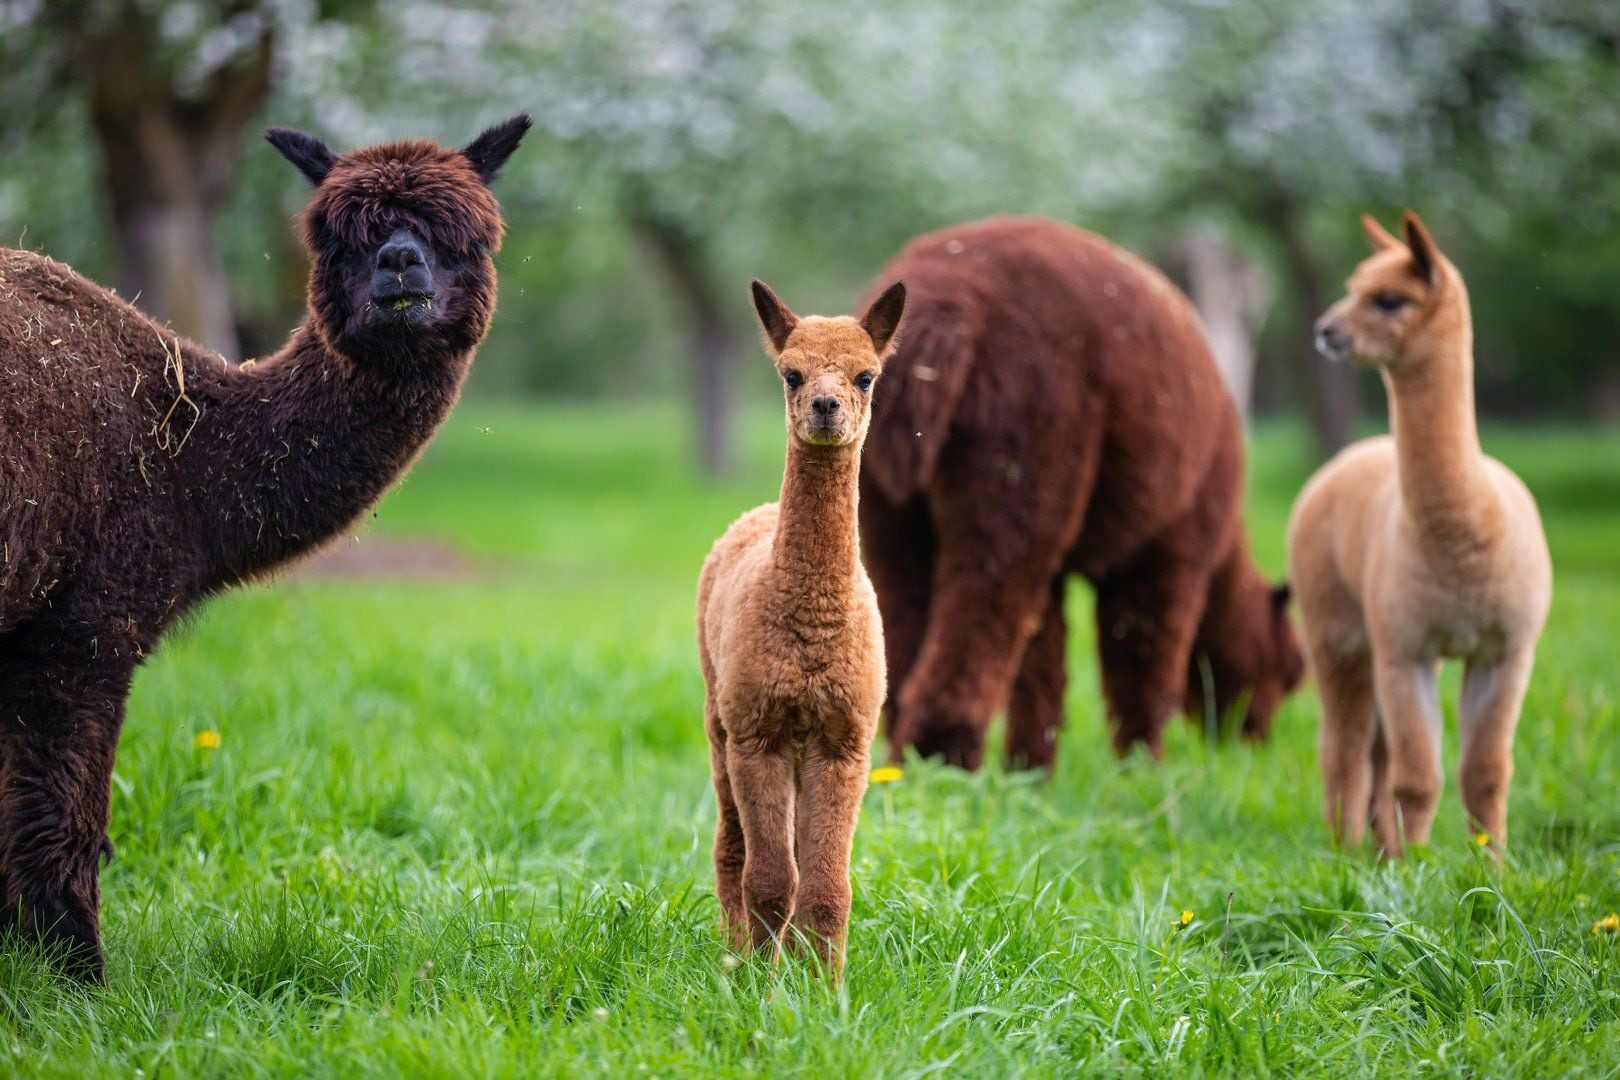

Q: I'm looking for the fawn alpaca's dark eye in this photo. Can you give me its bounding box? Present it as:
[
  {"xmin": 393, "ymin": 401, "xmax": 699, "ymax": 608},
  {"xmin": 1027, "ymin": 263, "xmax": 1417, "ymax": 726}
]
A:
[
  {"xmin": 783, "ymin": 370, "xmax": 802, "ymax": 390},
  {"xmin": 1372, "ymin": 292, "xmax": 1408, "ymax": 314},
  {"xmin": 855, "ymin": 372, "xmax": 875, "ymax": 391}
]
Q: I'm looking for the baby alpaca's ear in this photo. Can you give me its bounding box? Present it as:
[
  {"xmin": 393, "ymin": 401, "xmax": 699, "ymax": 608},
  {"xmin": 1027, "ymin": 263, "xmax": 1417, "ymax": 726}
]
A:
[
  {"xmin": 462, "ymin": 113, "xmax": 533, "ymax": 184},
  {"xmin": 861, "ymin": 280, "xmax": 906, "ymax": 356},
  {"xmin": 751, "ymin": 279, "xmax": 798, "ymax": 355},
  {"xmin": 265, "ymin": 127, "xmax": 336, "ymax": 186},
  {"xmin": 1401, "ymin": 211, "xmax": 1440, "ymax": 284},
  {"xmin": 1360, "ymin": 214, "xmax": 1400, "ymax": 253}
]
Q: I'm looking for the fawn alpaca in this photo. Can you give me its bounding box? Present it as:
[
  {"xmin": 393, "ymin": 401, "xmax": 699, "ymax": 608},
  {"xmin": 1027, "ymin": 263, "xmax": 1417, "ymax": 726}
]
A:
[
  {"xmin": 1288, "ymin": 212, "xmax": 1551, "ymax": 856},
  {"xmin": 696, "ymin": 279, "xmax": 905, "ymax": 967}
]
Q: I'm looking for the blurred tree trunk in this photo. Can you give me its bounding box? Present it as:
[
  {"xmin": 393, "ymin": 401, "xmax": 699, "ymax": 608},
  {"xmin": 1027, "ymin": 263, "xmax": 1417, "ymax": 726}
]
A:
[
  {"xmin": 1266, "ymin": 190, "xmax": 1360, "ymax": 457},
  {"xmin": 69, "ymin": 6, "xmax": 274, "ymax": 360},
  {"xmin": 1162, "ymin": 225, "xmax": 1271, "ymax": 421},
  {"xmin": 631, "ymin": 211, "xmax": 743, "ymax": 475}
]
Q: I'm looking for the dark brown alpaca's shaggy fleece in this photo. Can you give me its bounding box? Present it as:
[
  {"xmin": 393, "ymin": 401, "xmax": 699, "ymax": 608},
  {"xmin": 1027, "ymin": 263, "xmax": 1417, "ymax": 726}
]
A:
[
  {"xmin": 859, "ymin": 216, "xmax": 1304, "ymax": 769},
  {"xmin": 0, "ymin": 114, "xmax": 529, "ymax": 980}
]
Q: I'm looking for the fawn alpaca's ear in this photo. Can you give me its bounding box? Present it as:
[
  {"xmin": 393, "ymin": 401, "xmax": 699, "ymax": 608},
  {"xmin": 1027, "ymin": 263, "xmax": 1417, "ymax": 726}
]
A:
[
  {"xmin": 1401, "ymin": 211, "xmax": 1439, "ymax": 285},
  {"xmin": 751, "ymin": 279, "xmax": 798, "ymax": 355},
  {"xmin": 265, "ymin": 127, "xmax": 336, "ymax": 186},
  {"xmin": 1360, "ymin": 214, "xmax": 1400, "ymax": 253},
  {"xmin": 861, "ymin": 280, "xmax": 906, "ymax": 357},
  {"xmin": 462, "ymin": 113, "xmax": 533, "ymax": 184}
]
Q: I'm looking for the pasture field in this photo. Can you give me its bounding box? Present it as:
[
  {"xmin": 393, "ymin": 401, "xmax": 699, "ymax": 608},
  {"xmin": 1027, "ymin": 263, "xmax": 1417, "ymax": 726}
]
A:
[{"xmin": 3, "ymin": 401, "xmax": 1618, "ymax": 1076}]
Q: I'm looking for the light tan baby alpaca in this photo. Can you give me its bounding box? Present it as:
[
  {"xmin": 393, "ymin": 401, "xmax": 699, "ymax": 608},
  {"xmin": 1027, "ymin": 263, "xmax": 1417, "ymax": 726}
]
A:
[
  {"xmin": 696, "ymin": 278, "xmax": 906, "ymax": 968},
  {"xmin": 1288, "ymin": 211, "xmax": 1551, "ymax": 856}
]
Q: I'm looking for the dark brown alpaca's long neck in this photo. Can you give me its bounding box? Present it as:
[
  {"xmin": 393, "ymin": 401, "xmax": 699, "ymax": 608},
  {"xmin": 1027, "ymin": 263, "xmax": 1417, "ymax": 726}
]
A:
[
  {"xmin": 173, "ymin": 327, "xmax": 471, "ymax": 590},
  {"xmin": 772, "ymin": 439, "xmax": 863, "ymax": 586}
]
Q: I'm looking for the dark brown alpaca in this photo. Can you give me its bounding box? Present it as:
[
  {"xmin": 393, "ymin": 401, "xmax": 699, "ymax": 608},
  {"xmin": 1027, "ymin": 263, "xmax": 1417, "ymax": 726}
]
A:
[
  {"xmin": 859, "ymin": 216, "xmax": 1304, "ymax": 768},
  {"xmin": 0, "ymin": 115, "xmax": 529, "ymax": 980}
]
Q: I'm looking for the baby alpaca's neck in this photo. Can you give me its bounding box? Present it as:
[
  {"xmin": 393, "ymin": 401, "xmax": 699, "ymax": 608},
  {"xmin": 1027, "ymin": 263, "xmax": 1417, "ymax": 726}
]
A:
[
  {"xmin": 773, "ymin": 439, "xmax": 863, "ymax": 588},
  {"xmin": 1386, "ymin": 316, "xmax": 1498, "ymax": 558}
]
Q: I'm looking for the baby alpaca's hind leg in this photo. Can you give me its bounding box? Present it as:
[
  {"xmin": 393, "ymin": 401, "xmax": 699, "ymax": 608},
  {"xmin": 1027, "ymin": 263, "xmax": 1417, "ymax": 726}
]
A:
[
  {"xmin": 728, "ymin": 744, "xmax": 797, "ymax": 955},
  {"xmin": 792, "ymin": 744, "xmax": 869, "ymax": 970},
  {"xmin": 705, "ymin": 701, "xmax": 747, "ymax": 948},
  {"xmin": 1459, "ymin": 647, "xmax": 1535, "ymax": 851},
  {"xmin": 1312, "ymin": 648, "xmax": 1378, "ymax": 847}
]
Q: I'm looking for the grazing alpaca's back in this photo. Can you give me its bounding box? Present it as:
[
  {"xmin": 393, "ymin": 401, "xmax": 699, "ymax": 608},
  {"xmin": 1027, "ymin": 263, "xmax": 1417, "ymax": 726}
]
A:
[
  {"xmin": 1288, "ymin": 212, "xmax": 1552, "ymax": 856},
  {"xmin": 0, "ymin": 116, "xmax": 529, "ymax": 980},
  {"xmin": 697, "ymin": 279, "xmax": 905, "ymax": 969}
]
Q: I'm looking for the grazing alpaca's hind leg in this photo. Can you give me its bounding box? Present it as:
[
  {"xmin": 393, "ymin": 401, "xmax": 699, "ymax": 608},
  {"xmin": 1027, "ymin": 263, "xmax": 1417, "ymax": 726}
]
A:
[
  {"xmin": 1005, "ymin": 577, "xmax": 1068, "ymax": 771},
  {"xmin": 727, "ymin": 742, "xmax": 797, "ymax": 955},
  {"xmin": 1371, "ymin": 655, "xmax": 1444, "ymax": 856},
  {"xmin": 792, "ymin": 744, "xmax": 869, "ymax": 971},
  {"xmin": 704, "ymin": 698, "xmax": 747, "ymax": 948},
  {"xmin": 1093, "ymin": 539, "xmax": 1212, "ymax": 757},
  {"xmin": 859, "ymin": 484, "xmax": 935, "ymax": 753},
  {"xmin": 1458, "ymin": 646, "xmax": 1535, "ymax": 851}
]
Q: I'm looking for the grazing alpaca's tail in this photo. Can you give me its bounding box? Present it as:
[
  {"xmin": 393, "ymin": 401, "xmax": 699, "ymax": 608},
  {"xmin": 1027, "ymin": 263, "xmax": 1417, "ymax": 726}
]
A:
[{"xmin": 862, "ymin": 296, "xmax": 979, "ymax": 503}]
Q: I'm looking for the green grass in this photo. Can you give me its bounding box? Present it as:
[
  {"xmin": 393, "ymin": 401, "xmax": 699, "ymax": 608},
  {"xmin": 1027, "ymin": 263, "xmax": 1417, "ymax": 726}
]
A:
[{"xmin": 3, "ymin": 401, "xmax": 1619, "ymax": 1076}]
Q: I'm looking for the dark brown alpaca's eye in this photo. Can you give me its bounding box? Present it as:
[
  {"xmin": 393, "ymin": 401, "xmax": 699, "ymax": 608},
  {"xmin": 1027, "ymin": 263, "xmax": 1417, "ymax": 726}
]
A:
[
  {"xmin": 1373, "ymin": 292, "xmax": 1408, "ymax": 313},
  {"xmin": 855, "ymin": 372, "xmax": 874, "ymax": 391},
  {"xmin": 783, "ymin": 370, "xmax": 802, "ymax": 390}
]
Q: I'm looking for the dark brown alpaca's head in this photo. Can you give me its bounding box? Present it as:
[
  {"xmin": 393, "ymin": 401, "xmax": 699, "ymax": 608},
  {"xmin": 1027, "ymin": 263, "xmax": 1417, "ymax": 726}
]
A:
[
  {"xmin": 265, "ymin": 115, "xmax": 531, "ymax": 366},
  {"xmin": 1188, "ymin": 580, "xmax": 1305, "ymax": 742},
  {"xmin": 751, "ymin": 279, "xmax": 906, "ymax": 450}
]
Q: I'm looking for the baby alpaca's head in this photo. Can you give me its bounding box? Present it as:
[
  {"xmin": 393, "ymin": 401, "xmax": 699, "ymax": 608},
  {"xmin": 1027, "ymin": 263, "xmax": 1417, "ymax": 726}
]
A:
[
  {"xmin": 1314, "ymin": 211, "xmax": 1469, "ymax": 372},
  {"xmin": 751, "ymin": 279, "xmax": 906, "ymax": 450},
  {"xmin": 265, "ymin": 115, "xmax": 531, "ymax": 366}
]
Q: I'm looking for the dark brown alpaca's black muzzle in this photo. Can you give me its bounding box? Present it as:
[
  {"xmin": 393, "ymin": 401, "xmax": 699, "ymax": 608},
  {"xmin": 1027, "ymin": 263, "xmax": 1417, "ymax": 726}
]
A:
[{"xmin": 369, "ymin": 229, "xmax": 437, "ymax": 328}]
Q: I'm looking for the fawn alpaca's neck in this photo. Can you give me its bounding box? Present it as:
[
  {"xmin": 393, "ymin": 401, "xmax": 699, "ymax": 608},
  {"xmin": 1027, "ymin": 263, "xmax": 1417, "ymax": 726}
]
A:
[
  {"xmin": 177, "ymin": 326, "xmax": 471, "ymax": 590},
  {"xmin": 1384, "ymin": 304, "xmax": 1496, "ymax": 555},
  {"xmin": 772, "ymin": 439, "xmax": 863, "ymax": 586}
]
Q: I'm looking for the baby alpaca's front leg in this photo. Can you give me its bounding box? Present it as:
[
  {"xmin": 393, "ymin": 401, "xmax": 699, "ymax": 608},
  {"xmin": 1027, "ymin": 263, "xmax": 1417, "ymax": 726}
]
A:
[
  {"xmin": 792, "ymin": 743, "xmax": 870, "ymax": 970},
  {"xmin": 727, "ymin": 744, "xmax": 798, "ymax": 955}
]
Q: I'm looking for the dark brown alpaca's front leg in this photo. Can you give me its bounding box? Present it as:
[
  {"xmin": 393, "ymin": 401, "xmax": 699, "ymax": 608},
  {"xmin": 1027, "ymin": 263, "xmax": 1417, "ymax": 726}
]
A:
[
  {"xmin": 1094, "ymin": 542, "xmax": 1211, "ymax": 758},
  {"xmin": 1005, "ymin": 577, "xmax": 1069, "ymax": 770},
  {"xmin": 859, "ymin": 483, "xmax": 935, "ymax": 752},
  {"xmin": 727, "ymin": 743, "xmax": 797, "ymax": 955},
  {"xmin": 791, "ymin": 744, "xmax": 869, "ymax": 971},
  {"xmin": 0, "ymin": 661, "xmax": 128, "ymax": 984}
]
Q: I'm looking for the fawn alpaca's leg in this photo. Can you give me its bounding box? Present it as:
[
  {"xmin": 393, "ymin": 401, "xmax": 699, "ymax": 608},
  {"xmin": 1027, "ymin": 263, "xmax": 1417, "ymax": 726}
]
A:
[
  {"xmin": 1092, "ymin": 539, "xmax": 1213, "ymax": 757},
  {"xmin": 792, "ymin": 743, "xmax": 869, "ymax": 969},
  {"xmin": 0, "ymin": 650, "xmax": 131, "ymax": 984},
  {"xmin": 1311, "ymin": 646, "xmax": 1378, "ymax": 846},
  {"xmin": 1371, "ymin": 655, "xmax": 1443, "ymax": 856},
  {"xmin": 858, "ymin": 482, "xmax": 935, "ymax": 754},
  {"xmin": 705, "ymin": 699, "xmax": 747, "ymax": 947},
  {"xmin": 727, "ymin": 742, "xmax": 797, "ymax": 954},
  {"xmin": 1458, "ymin": 646, "xmax": 1536, "ymax": 850},
  {"xmin": 1367, "ymin": 709, "xmax": 1397, "ymax": 846},
  {"xmin": 1005, "ymin": 576, "xmax": 1068, "ymax": 771}
]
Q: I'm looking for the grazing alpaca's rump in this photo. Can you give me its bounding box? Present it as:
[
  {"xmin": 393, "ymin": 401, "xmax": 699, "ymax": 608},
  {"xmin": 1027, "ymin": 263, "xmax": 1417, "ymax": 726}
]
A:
[
  {"xmin": 0, "ymin": 114, "xmax": 529, "ymax": 980},
  {"xmin": 859, "ymin": 216, "xmax": 1302, "ymax": 768},
  {"xmin": 1288, "ymin": 212, "xmax": 1552, "ymax": 856},
  {"xmin": 696, "ymin": 279, "xmax": 905, "ymax": 970}
]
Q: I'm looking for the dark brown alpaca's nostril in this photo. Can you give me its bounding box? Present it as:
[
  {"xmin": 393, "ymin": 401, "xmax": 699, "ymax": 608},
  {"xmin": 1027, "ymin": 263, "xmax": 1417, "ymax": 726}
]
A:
[
  {"xmin": 812, "ymin": 396, "xmax": 839, "ymax": 417},
  {"xmin": 376, "ymin": 236, "xmax": 426, "ymax": 272}
]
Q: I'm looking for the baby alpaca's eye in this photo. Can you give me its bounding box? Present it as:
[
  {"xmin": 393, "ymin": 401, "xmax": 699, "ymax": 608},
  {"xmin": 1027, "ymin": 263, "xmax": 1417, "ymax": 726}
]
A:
[
  {"xmin": 783, "ymin": 370, "xmax": 802, "ymax": 390},
  {"xmin": 1372, "ymin": 292, "xmax": 1408, "ymax": 314},
  {"xmin": 855, "ymin": 372, "xmax": 875, "ymax": 392}
]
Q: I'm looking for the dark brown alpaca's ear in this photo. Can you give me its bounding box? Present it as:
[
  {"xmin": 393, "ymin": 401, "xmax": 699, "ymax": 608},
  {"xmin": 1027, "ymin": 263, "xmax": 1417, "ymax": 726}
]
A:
[
  {"xmin": 1271, "ymin": 583, "xmax": 1292, "ymax": 609},
  {"xmin": 1401, "ymin": 211, "xmax": 1439, "ymax": 284},
  {"xmin": 751, "ymin": 279, "xmax": 798, "ymax": 355},
  {"xmin": 265, "ymin": 127, "xmax": 336, "ymax": 186},
  {"xmin": 861, "ymin": 280, "xmax": 906, "ymax": 356},
  {"xmin": 1360, "ymin": 214, "xmax": 1400, "ymax": 253},
  {"xmin": 462, "ymin": 113, "xmax": 533, "ymax": 184}
]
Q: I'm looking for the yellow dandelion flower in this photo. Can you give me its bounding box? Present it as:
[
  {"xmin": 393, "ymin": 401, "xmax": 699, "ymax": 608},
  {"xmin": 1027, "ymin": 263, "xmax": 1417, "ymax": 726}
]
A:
[
  {"xmin": 1592, "ymin": 913, "xmax": 1620, "ymax": 935},
  {"xmin": 1474, "ymin": 832, "xmax": 1490, "ymax": 847},
  {"xmin": 870, "ymin": 766, "xmax": 903, "ymax": 784},
  {"xmin": 1181, "ymin": 910, "xmax": 1194, "ymax": 926},
  {"xmin": 194, "ymin": 731, "xmax": 221, "ymax": 750}
]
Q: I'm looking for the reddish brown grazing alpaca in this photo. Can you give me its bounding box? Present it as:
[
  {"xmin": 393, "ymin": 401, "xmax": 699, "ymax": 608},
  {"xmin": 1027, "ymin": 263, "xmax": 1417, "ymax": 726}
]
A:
[
  {"xmin": 0, "ymin": 115, "xmax": 529, "ymax": 981},
  {"xmin": 696, "ymin": 279, "xmax": 905, "ymax": 971},
  {"xmin": 859, "ymin": 216, "xmax": 1304, "ymax": 767}
]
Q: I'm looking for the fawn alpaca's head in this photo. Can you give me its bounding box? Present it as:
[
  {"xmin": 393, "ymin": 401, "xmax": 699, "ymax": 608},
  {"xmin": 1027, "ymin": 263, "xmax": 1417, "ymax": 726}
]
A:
[
  {"xmin": 751, "ymin": 279, "xmax": 906, "ymax": 451},
  {"xmin": 266, "ymin": 115, "xmax": 531, "ymax": 366},
  {"xmin": 1315, "ymin": 211, "xmax": 1468, "ymax": 372}
]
